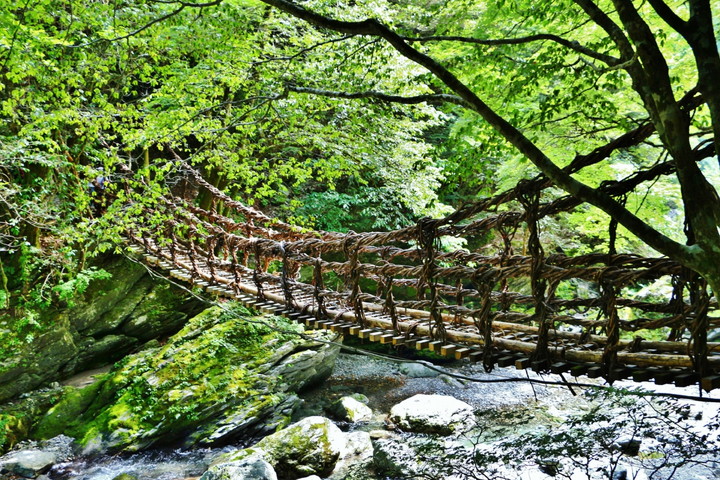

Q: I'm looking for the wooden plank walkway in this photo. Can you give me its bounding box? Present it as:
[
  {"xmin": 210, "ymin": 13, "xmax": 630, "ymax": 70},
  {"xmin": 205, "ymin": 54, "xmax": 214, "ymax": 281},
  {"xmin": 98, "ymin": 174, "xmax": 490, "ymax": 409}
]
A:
[{"xmin": 127, "ymin": 241, "xmax": 720, "ymax": 392}]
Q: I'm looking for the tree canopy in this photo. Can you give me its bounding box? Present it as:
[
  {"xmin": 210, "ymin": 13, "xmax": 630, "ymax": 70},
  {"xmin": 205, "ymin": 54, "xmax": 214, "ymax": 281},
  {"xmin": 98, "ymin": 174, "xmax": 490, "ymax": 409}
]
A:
[{"xmin": 1, "ymin": 0, "xmax": 719, "ymax": 297}]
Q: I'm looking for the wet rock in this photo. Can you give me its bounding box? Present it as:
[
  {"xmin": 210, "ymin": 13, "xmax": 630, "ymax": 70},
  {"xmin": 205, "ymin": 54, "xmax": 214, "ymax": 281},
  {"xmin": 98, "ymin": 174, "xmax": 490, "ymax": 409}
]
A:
[
  {"xmin": 255, "ymin": 416, "xmax": 344, "ymax": 478},
  {"xmin": 398, "ymin": 362, "xmax": 439, "ymax": 378},
  {"xmin": 296, "ymin": 476, "xmax": 322, "ymax": 480},
  {"xmin": 373, "ymin": 438, "xmax": 426, "ymax": 478},
  {"xmin": 112, "ymin": 474, "xmax": 140, "ymax": 480},
  {"xmin": 0, "ymin": 435, "xmax": 75, "ymax": 478},
  {"xmin": 368, "ymin": 430, "xmax": 394, "ymax": 440},
  {"xmin": 0, "ymin": 449, "xmax": 57, "ymax": 478},
  {"xmin": 329, "ymin": 431, "xmax": 373, "ymax": 479},
  {"xmin": 612, "ymin": 465, "xmax": 628, "ymax": 480},
  {"xmin": 328, "ymin": 396, "xmax": 372, "ymax": 423},
  {"xmin": 614, "ymin": 436, "xmax": 641, "ymax": 456},
  {"xmin": 217, "ymin": 416, "xmax": 366, "ymax": 479},
  {"xmin": 388, "ymin": 394, "xmax": 475, "ymax": 434},
  {"xmin": 200, "ymin": 452, "xmax": 277, "ymax": 480}
]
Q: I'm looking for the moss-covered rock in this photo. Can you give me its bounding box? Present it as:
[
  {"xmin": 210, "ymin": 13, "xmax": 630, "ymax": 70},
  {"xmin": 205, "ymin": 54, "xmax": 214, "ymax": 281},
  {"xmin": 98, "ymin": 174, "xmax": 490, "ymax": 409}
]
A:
[
  {"xmin": 0, "ymin": 255, "xmax": 203, "ymax": 403},
  {"xmin": 32, "ymin": 305, "xmax": 339, "ymax": 454},
  {"xmin": 217, "ymin": 416, "xmax": 344, "ymax": 480},
  {"xmin": 0, "ymin": 387, "xmax": 65, "ymax": 454}
]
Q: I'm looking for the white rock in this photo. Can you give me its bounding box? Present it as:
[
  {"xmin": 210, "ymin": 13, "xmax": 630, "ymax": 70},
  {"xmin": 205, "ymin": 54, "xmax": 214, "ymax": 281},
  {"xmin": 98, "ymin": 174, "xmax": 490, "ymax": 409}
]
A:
[
  {"xmin": 0, "ymin": 450, "xmax": 57, "ymax": 478},
  {"xmin": 330, "ymin": 396, "xmax": 373, "ymax": 422},
  {"xmin": 200, "ymin": 453, "xmax": 277, "ymax": 480},
  {"xmin": 332, "ymin": 431, "xmax": 374, "ymax": 476},
  {"xmin": 389, "ymin": 394, "xmax": 476, "ymax": 434}
]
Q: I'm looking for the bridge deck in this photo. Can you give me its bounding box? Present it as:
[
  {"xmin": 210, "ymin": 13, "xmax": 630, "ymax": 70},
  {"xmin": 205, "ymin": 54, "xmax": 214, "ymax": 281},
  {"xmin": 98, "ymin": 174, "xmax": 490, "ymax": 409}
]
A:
[{"xmin": 128, "ymin": 241, "xmax": 720, "ymax": 392}]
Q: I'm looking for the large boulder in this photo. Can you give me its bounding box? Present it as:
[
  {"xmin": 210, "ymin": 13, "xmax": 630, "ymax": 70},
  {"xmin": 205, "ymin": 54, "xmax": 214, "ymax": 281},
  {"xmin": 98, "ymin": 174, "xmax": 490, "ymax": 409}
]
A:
[
  {"xmin": 255, "ymin": 416, "xmax": 345, "ymax": 479},
  {"xmin": 31, "ymin": 306, "xmax": 340, "ymax": 454},
  {"xmin": 215, "ymin": 416, "xmax": 373, "ymax": 480},
  {"xmin": 0, "ymin": 435, "xmax": 74, "ymax": 478},
  {"xmin": 388, "ymin": 394, "xmax": 476, "ymax": 434},
  {"xmin": 200, "ymin": 452, "xmax": 277, "ymax": 480},
  {"xmin": 0, "ymin": 449, "xmax": 57, "ymax": 478}
]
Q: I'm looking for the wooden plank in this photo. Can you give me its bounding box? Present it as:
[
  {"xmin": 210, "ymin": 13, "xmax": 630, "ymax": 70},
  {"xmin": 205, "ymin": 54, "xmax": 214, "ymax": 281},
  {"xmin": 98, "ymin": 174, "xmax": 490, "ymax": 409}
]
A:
[
  {"xmin": 608, "ymin": 367, "xmax": 633, "ymax": 382},
  {"xmin": 358, "ymin": 329, "xmax": 375, "ymax": 339},
  {"xmin": 570, "ymin": 364, "xmax": 589, "ymax": 377},
  {"xmin": 349, "ymin": 326, "xmax": 361, "ymax": 336},
  {"xmin": 379, "ymin": 333, "xmax": 395, "ymax": 344},
  {"xmin": 632, "ymin": 369, "xmax": 656, "ymax": 382},
  {"xmin": 587, "ymin": 365, "xmax": 605, "ymax": 378},
  {"xmin": 531, "ymin": 360, "xmax": 549, "ymax": 372},
  {"xmin": 467, "ymin": 350, "xmax": 484, "ymax": 363},
  {"xmin": 369, "ymin": 331, "xmax": 383, "ymax": 342},
  {"xmin": 497, "ymin": 356, "xmax": 516, "ymax": 367},
  {"xmin": 674, "ymin": 373, "xmax": 699, "ymax": 388},
  {"xmin": 415, "ymin": 339, "xmax": 431, "ymax": 350},
  {"xmin": 654, "ymin": 370, "xmax": 676, "ymax": 385},
  {"xmin": 428, "ymin": 341, "xmax": 444, "ymax": 352},
  {"xmin": 515, "ymin": 357, "xmax": 531, "ymax": 370},
  {"xmin": 454, "ymin": 347, "xmax": 471, "ymax": 359},
  {"xmin": 550, "ymin": 362, "xmax": 572, "ymax": 374},
  {"xmin": 440, "ymin": 344, "xmax": 458, "ymax": 357},
  {"xmin": 701, "ymin": 375, "xmax": 720, "ymax": 392},
  {"xmin": 391, "ymin": 335, "xmax": 406, "ymax": 346}
]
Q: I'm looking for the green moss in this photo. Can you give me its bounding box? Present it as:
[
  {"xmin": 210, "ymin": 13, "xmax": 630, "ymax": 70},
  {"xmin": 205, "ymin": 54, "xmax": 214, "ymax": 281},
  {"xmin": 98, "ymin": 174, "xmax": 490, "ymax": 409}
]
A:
[
  {"xmin": 0, "ymin": 413, "xmax": 30, "ymax": 453},
  {"xmin": 33, "ymin": 378, "xmax": 106, "ymax": 439},
  {"xmin": 30, "ymin": 304, "xmax": 325, "ymax": 452}
]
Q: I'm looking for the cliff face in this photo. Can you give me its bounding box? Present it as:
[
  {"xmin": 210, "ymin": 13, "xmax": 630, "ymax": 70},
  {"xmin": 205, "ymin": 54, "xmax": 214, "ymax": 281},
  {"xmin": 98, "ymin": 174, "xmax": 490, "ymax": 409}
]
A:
[{"xmin": 0, "ymin": 255, "xmax": 204, "ymax": 403}]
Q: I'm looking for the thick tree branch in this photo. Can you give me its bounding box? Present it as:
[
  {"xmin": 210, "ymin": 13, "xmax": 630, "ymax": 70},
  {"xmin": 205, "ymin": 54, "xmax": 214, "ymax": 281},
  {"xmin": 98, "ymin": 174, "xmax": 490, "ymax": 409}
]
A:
[
  {"xmin": 258, "ymin": 0, "xmax": 695, "ymax": 266},
  {"xmin": 572, "ymin": 0, "xmax": 636, "ymax": 61},
  {"xmin": 287, "ymin": 85, "xmax": 471, "ymax": 108},
  {"xmin": 402, "ymin": 33, "xmax": 619, "ymax": 66},
  {"xmin": 646, "ymin": 0, "xmax": 689, "ymax": 36}
]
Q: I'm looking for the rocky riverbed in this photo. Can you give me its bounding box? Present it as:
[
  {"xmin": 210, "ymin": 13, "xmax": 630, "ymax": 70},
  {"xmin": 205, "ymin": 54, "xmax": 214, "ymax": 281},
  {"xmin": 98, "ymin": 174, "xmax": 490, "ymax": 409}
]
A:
[{"xmin": 4, "ymin": 340, "xmax": 719, "ymax": 480}]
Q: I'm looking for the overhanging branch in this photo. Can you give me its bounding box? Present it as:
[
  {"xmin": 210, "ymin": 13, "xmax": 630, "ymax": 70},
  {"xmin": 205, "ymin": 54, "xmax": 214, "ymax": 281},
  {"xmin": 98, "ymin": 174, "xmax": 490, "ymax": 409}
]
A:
[
  {"xmin": 287, "ymin": 85, "xmax": 471, "ymax": 108},
  {"xmin": 258, "ymin": 0, "xmax": 694, "ymax": 266},
  {"xmin": 402, "ymin": 33, "xmax": 620, "ymax": 66}
]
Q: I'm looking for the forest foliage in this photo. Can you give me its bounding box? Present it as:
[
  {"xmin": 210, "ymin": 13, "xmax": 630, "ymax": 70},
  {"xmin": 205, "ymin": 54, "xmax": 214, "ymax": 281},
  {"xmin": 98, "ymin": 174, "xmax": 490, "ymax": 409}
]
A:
[{"xmin": 1, "ymin": 0, "xmax": 719, "ymax": 306}]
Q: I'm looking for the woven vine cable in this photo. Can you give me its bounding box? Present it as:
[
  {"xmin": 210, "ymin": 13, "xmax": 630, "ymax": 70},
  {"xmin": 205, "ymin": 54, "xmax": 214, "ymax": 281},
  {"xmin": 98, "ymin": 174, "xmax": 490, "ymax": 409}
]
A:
[
  {"xmin": 599, "ymin": 276, "xmax": 620, "ymax": 373},
  {"xmin": 344, "ymin": 237, "xmax": 367, "ymax": 328},
  {"xmin": 520, "ymin": 187, "xmax": 551, "ymax": 370},
  {"xmin": 418, "ymin": 217, "xmax": 446, "ymax": 341},
  {"xmin": 312, "ymin": 257, "xmax": 328, "ymax": 319},
  {"xmin": 253, "ymin": 240, "xmax": 265, "ymax": 301},
  {"xmin": 689, "ymin": 274, "xmax": 710, "ymax": 378},
  {"xmin": 279, "ymin": 242, "xmax": 296, "ymax": 309}
]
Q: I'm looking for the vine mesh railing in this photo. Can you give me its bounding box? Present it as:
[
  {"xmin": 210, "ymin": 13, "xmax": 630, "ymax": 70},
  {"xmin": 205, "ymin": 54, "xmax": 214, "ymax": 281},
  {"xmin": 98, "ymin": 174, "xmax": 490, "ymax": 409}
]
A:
[{"xmin": 123, "ymin": 163, "xmax": 720, "ymax": 391}]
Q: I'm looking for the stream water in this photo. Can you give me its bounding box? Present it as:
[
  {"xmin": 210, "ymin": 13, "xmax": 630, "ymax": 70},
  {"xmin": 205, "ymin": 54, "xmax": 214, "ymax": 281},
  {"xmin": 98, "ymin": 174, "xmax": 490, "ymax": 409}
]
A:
[{"xmin": 45, "ymin": 351, "xmax": 720, "ymax": 480}]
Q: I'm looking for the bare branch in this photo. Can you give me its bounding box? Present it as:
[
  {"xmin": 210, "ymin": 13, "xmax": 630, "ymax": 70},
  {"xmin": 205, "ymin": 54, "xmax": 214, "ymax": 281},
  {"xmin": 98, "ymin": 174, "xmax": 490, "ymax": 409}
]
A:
[
  {"xmin": 403, "ymin": 33, "xmax": 620, "ymax": 66},
  {"xmin": 253, "ymin": 35, "xmax": 356, "ymax": 65},
  {"xmin": 287, "ymin": 85, "xmax": 471, "ymax": 108}
]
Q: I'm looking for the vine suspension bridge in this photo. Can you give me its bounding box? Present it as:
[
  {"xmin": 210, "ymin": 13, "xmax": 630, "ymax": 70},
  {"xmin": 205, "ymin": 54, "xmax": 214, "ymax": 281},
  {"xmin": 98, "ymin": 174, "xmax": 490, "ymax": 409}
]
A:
[{"xmin": 123, "ymin": 164, "xmax": 720, "ymax": 393}]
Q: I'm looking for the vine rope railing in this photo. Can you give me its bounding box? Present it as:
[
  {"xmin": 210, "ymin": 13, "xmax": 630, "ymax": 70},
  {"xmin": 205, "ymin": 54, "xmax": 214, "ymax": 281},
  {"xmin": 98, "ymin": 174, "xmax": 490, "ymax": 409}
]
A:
[{"xmin": 123, "ymin": 163, "xmax": 720, "ymax": 392}]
